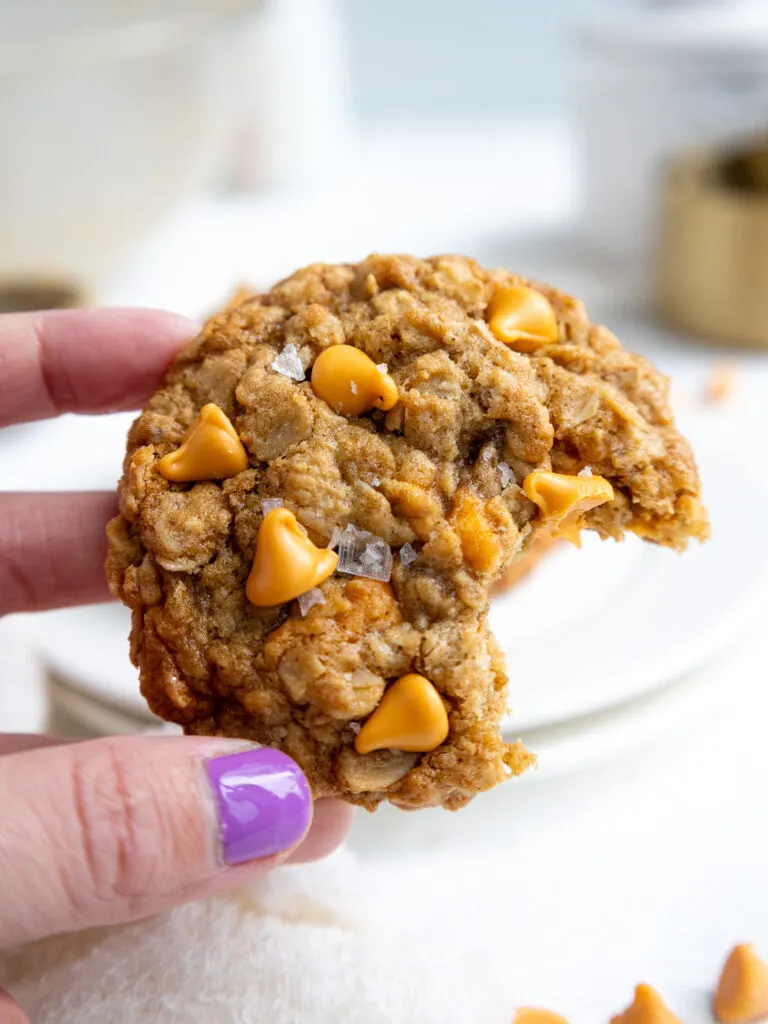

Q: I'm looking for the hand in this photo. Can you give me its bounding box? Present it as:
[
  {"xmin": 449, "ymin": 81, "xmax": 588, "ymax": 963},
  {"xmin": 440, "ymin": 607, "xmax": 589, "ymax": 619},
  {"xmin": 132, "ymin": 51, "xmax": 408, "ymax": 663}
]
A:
[{"xmin": 0, "ymin": 309, "xmax": 353, "ymax": 955}]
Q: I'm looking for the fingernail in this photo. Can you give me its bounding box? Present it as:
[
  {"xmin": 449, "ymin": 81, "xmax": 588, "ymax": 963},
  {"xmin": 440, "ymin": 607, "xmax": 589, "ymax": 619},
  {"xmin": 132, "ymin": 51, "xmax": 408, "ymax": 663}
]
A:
[{"xmin": 205, "ymin": 747, "xmax": 311, "ymax": 865}]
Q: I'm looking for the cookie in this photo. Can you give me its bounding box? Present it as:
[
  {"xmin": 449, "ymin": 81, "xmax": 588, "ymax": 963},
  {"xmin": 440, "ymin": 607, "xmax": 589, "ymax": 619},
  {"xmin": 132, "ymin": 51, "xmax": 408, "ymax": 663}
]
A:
[
  {"xmin": 490, "ymin": 527, "xmax": 559, "ymax": 597},
  {"xmin": 106, "ymin": 254, "xmax": 708, "ymax": 810}
]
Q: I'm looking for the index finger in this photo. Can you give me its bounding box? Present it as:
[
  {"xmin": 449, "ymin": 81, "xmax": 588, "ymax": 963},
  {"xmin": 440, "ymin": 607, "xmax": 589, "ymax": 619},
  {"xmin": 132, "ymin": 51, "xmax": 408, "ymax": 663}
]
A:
[{"xmin": 0, "ymin": 307, "xmax": 197, "ymax": 428}]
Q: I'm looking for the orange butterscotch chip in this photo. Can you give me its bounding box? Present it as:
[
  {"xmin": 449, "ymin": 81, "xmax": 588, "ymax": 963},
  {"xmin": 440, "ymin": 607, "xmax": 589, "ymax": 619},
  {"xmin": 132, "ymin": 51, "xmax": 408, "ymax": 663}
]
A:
[
  {"xmin": 514, "ymin": 1009, "xmax": 569, "ymax": 1024},
  {"xmin": 246, "ymin": 508, "xmax": 338, "ymax": 607},
  {"xmin": 523, "ymin": 470, "xmax": 614, "ymax": 539},
  {"xmin": 486, "ymin": 283, "xmax": 559, "ymax": 352},
  {"xmin": 157, "ymin": 403, "xmax": 248, "ymax": 482},
  {"xmin": 311, "ymin": 344, "xmax": 398, "ymax": 416},
  {"xmin": 610, "ymin": 984, "xmax": 682, "ymax": 1024},
  {"xmin": 354, "ymin": 673, "xmax": 449, "ymax": 755},
  {"xmin": 449, "ymin": 487, "xmax": 502, "ymax": 574},
  {"xmin": 713, "ymin": 943, "xmax": 768, "ymax": 1023}
]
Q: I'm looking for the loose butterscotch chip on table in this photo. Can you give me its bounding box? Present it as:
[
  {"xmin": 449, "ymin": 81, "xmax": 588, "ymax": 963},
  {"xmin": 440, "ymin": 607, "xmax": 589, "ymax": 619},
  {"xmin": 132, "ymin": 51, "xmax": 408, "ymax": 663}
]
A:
[
  {"xmin": 714, "ymin": 943, "xmax": 768, "ymax": 1023},
  {"xmin": 610, "ymin": 984, "xmax": 682, "ymax": 1023},
  {"xmin": 106, "ymin": 254, "xmax": 709, "ymax": 810},
  {"xmin": 513, "ymin": 1008, "xmax": 569, "ymax": 1024}
]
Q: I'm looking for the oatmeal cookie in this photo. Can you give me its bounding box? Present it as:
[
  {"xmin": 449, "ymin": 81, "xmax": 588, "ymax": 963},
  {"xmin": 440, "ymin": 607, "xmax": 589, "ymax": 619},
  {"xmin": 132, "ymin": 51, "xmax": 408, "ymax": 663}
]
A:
[
  {"xmin": 490, "ymin": 527, "xmax": 559, "ymax": 597},
  {"xmin": 106, "ymin": 254, "xmax": 708, "ymax": 810}
]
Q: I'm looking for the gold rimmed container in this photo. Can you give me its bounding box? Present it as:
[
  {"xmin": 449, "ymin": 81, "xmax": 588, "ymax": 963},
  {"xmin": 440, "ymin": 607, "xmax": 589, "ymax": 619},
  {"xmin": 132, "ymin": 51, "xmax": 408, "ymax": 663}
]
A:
[
  {"xmin": 657, "ymin": 137, "xmax": 768, "ymax": 348},
  {"xmin": 0, "ymin": 277, "xmax": 86, "ymax": 313}
]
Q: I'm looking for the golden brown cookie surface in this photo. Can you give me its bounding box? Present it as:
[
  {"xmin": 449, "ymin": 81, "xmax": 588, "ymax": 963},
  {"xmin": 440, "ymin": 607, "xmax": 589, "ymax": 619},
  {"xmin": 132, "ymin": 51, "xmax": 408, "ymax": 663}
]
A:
[{"xmin": 106, "ymin": 254, "xmax": 708, "ymax": 810}]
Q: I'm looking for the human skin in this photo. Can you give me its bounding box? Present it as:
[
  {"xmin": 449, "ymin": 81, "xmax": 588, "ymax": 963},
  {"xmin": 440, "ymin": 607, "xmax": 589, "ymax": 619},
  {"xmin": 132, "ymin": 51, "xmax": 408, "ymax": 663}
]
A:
[{"xmin": 0, "ymin": 310, "xmax": 352, "ymax": 1019}]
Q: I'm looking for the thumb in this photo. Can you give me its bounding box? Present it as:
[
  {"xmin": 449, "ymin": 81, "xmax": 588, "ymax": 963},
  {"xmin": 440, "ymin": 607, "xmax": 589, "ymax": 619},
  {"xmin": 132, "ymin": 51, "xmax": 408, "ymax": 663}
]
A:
[
  {"xmin": 0, "ymin": 987, "xmax": 29, "ymax": 1024},
  {"xmin": 0, "ymin": 736, "xmax": 314, "ymax": 947}
]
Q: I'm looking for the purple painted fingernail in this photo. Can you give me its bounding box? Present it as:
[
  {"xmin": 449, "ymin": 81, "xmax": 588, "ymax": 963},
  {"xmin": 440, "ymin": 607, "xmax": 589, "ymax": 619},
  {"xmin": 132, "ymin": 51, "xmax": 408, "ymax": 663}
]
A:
[{"xmin": 205, "ymin": 747, "xmax": 311, "ymax": 865}]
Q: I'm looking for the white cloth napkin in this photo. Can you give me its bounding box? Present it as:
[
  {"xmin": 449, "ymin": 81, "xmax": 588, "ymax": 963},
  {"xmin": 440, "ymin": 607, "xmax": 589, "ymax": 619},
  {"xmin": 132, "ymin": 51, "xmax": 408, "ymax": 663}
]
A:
[{"xmin": 0, "ymin": 848, "xmax": 519, "ymax": 1024}]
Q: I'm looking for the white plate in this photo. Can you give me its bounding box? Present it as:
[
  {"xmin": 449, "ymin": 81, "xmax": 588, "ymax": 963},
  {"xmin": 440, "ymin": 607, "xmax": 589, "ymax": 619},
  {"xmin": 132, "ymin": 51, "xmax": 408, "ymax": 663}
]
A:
[
  {"xmin": 26, "ymin": 419, "xmax": 768, "ymax": 733},
  {"xmin": 496, "ymin": 416, "xmax": 768, "ymax": 731},
  {"xmin": 31, "ymin": 602, "xmax": 149, "ymax": 717},
  {"xmin": 515, "ymin": 651, "xmax": 729, "ymax": 785},
  {"xmin": 346, "ymin": 648, "xmax": 734, "ymax": 860}
]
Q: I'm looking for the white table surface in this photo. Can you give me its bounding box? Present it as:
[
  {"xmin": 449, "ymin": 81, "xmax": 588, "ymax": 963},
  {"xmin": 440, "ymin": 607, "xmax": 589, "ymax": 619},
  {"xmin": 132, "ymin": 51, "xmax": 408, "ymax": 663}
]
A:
[{"xmin": 2, "ymin": 120, "xmax": 768, "ymax": 1021}]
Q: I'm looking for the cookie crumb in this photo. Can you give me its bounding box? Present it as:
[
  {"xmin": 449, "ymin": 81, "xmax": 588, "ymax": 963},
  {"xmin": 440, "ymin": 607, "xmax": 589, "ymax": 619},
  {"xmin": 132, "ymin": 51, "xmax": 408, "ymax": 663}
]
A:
[
  {"xmin": 337, "ymin": 524, "xmax": 393, "ymax": 582},
  {"xmin": 271, "ymin": 343, "xmax": 305, "ymax": 381},
  {"xmin": 298, "ymin": 588, "xmax": 326, "ymax": 617},
  {"xmin": 703, "ymin": 362, "xmax": 738, "ymax": 405},
  {"xmin": 222, "ymin": 282, "xmax": 255, "ymax": 310},
  {"xmin": 713, "ymin": 943, "xmax": 768, "ymax": 1023}
]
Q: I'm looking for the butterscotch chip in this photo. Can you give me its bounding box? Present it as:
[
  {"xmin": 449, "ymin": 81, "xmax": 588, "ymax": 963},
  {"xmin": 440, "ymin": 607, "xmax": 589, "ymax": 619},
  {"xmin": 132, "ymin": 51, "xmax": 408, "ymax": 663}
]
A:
[
  {"xmin": 246, "ymin": 508, "xmax": 337, "ymax": 606},
  {"xmin": 354, "ymin": 673, "xmax": 448, "ymax": 754},
  {"xmin": 449, "ymin": 487, "xmax": 503, "ymax": 574},
  {"xmin": 487, "ymin": 282, "xmax": 559, "ymax": 351},
  {"xmin": 714, "ymin": 943, "xmax": 768, "ymax": 1023},
  {"xmin": 107, "ymin": 254, "xmax": 708, "ymax": 810},
  {"xmin": 610, "ymin": 984, "xmax": 682, "ymax": 1023},
  {"xmin": 157, "ymin": 403, "xmax": 248, "ymax": 482},
  {"xmin": 523, "ymin": 470, "xmax": 614, "ymax": 541},
  {"xmin": 311, "ymin": 343, "xmax": 398, "ymax": 415},
  {"xmin": 513, "ymin": 1009, "xmax": 569, "ymax": 1023}
]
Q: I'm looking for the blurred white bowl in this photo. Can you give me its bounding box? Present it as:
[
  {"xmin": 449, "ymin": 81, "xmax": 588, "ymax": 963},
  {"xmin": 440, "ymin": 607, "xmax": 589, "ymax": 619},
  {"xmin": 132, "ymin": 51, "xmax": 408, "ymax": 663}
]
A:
[{"xmin": 0, "ymin": 0, "xmax": 256, "ymax": 294}]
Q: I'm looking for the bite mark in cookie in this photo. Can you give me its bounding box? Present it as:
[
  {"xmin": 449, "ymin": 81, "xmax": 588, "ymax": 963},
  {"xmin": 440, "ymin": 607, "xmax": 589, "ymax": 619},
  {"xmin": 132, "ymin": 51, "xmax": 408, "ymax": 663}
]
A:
[{"xmin": 106, "ymin": 254, "xmax": 709, "ymax": 810}]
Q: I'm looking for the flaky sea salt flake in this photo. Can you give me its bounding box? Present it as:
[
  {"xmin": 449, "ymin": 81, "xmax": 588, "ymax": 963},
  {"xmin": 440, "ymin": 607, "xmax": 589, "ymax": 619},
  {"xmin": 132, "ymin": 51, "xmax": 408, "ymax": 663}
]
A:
[
  {"xmin": 327, "ymin": 526, "xmax": 342, "ymax": 551},
  {"xmin": 360, "ymin": 544, "xmax": 380, "ymax": 569},
  {"xmin": 399, "ymin": 542, "xmax": 417, "ymax": 566},
  {"xmin": 298, "ymin": 588, "xmax": 325, "ymax": 617},
  {"xmin": 498, "ymin": 461, "xmax": 513, "ymax": 487},
  {"xmin": 261, "ymin": 498, "xmax": 283, "ymax": 515},
  {"xmin": 271, "ymin": 343, "xmax": 305, "ymax": 381},
  {"xmin": 350, "ymin": 380, "xmax": 357, "ymax": 394},
  {"xmin": 337, "ymin": 524, "xmax": 393, "ymax": 582},
  {"xmin": 376, "ymin": 363, "xmax": 388, "ymax": 374},
  {"xmin": 578, "ymin": 465, "xmax": 593, "ymax": 477}
]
